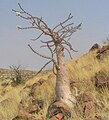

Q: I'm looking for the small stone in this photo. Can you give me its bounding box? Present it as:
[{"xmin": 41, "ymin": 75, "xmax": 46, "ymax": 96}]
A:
[
  {"xmin": 50, "ymin": 113, "xmax": 64, "ymax": 120},
  {"xmin": 84, "ymin": 101, "xmax": 96, "ymax": 119}
]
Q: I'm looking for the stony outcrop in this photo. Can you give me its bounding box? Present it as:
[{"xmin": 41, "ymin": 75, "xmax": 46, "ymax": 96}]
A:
[
  {"xmin": 13, "ymin": 103, "xmax": 40, "ymax": 120},
  {"xmin": 89, "ymin": 43, "xmax": 100, "ymax": 52},
  {"xmin": 96, "ymin": 44, "xmax": 109, "ymax": 59},
  {"xmin": 92, "ymin": 71, "xmax": 109, "ymax": 88},
  {"xmin": 82, "ymin": 92, "xmax": 96, "ymax": 119},
  {"xmin": 48, "ymin": 101, "xmax": 71, "ymax": 119},
  {"xmin": 12, "ymin": 77, "xmax": 52, "ymax": 120}
]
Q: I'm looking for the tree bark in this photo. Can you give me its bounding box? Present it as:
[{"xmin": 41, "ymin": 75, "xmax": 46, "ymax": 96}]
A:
[{"xmin": 55, "ymin": 44, "xmax": 76, "ymax": 108}]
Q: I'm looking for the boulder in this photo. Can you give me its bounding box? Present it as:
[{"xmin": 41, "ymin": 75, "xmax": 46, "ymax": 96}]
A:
[
  {"xmin": 84, "ymin": 101, "xmax": 96, "ymax": 119},
  {"xmin": 48, "ymin": 101, "xmax": 71, "ymax": 119},
  {"xmin": 79, "ymin": 92, "xmax": 97, "ymax": 120},
  {"xmin": 13, "ymin": 103, "xmax": 40, "ymax": 120},
  {"xmin": 89, "ymin": 43, "xmax": 100, "ymax": 52},
  {"xmin": 92, "ymin": 71, "xmax": 109, "ymax": 88},
  {"xmin": 96, "ymin": 44, "xmax": 109, "ymax": 59}
]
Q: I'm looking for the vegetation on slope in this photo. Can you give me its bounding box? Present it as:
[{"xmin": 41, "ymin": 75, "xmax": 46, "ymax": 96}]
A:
[{"xmin": 0, "ymin": 42, "xmax": 109, "ymax": 120}]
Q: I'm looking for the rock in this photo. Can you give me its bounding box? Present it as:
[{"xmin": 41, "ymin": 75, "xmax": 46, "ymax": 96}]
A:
[
  {"xmin": 84, "ymin": 101, "xmax": 96, "ymax": 119},
  {"xmin": 92, "ymin": 71, "xmax": 109, "ymax": 88},
  {"xmin": 79, "ymin": 92, "xmax": 97, "ymax": 120},
  {"xmin": 18, "ymin": 109, "xmax": 32, "ymax": 118},
  {"xmin": 96, "ymin": 44, "xmax": 109, "ymax": 59},
  {"xmin": 89, "ymin": 43, "xmax": 100, "ymax": 52},
  {"xmin": 32, "ymin": 99, "xmax": 44, "ymax": 109},
  {"xmin": 15, "ymin": 103, "xmax": 39, "ymax": 120},
  {"xmin": 48, "ymin": 101, "xmax": 71, "ymax": 119},
  {"xmin": 82, "ymin": 92, "xmax": 94, "ymax": 102},
  {"xmin": 50, "ymin": 113, "xmax": 64, "ymax": 120},
  {"xmin": 29, "ymin": 82, "xmax": 40, "ymax": 97},
  {"xmin": 29, "ymin": 78, "xmax": 46, "ymax": 98},
  {"xmin": 26, "ymin": 104, "xmax": 40, "ymax": 113},
  {"xmin": 97, "ymin": 45, "xmax": 109, "ymax": 54}
]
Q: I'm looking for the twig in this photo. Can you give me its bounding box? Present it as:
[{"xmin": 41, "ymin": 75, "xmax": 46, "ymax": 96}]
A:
[
  {"xmin": 36, "ymin": 60, "xmax": 52, "ymax": 75},
  {"xmin": 28, "ymin": 44, "xmax": 52, "ymax": 60},
  {"xmin": 31, "ymin": 33, "xmax": 43, "ymax": 41}
]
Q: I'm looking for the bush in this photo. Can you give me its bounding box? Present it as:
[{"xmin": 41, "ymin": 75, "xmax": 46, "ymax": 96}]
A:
[{"xmin": 10, "ymin": 65, "xmax": 24, "ymax": 86}]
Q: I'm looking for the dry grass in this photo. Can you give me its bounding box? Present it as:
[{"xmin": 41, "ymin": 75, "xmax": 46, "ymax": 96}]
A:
[{"xmin": 0, "ymin": 44, "xmax": 109, "ymax": 119}]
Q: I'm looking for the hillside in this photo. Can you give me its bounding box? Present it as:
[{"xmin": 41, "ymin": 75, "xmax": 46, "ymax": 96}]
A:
[{"xmin": 0, "ymin": 43, "xmax": 109, "ymax": 120}]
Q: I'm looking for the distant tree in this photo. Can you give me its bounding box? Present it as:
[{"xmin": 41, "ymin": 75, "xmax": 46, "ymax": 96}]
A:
[
  {"xmin": 13, "ymin": 3, "xmax": 81, "ymax": 111},
  {"xmin": 10, "ymin": 64, "xmax": 24, "ymax": 86}
]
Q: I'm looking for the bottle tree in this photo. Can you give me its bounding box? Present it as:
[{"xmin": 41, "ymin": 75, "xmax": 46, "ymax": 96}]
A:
[{"xmin": 13, "ymin": 3, "xmax": 81, "ymax": 118}]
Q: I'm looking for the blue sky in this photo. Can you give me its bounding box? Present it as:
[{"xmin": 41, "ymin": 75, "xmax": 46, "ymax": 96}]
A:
[{"xmin": 0, "ymin": 0, "xmax": 109, "ymax": 70}]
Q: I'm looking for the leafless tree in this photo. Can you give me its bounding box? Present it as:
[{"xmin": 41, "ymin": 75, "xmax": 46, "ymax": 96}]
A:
[
  {"xmin": 9, "ymin": 64, "xmax": 23, "ymax": 86},
  {"xmin": 12, "ymin": 3, "xmax": 81, "ymax": 110}
]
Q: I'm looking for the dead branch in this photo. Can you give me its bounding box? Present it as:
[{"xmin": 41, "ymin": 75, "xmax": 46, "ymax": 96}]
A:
[
  {"xmin": 40, "ymin": 43, "xmax": 55, "ymax": 48},
  {"xmin": 61, "ymin": 40, "xmax": 78, "ymax": 52},
  {"xmin": 64, "ymin": 47, "xmax": 72, "ymax": 59},
  {"xmin": 53, "ymin": 63, "xmax": 57, "ymax": 75},
  {"xmin": 52, "ymin": 13, "xmax": 73, "ymax": 31},
  {"xmin": 41, "ymin": 40, "xmax": 55, "ymax": 48},
  {"xmin": 17, "ymin": 26, "xmax": 38, "ymax": 30},
  {"xmin": 41, "ymin": 40, "xmax": 54, "ymax": 44},
  {"xmin": 57, "ymin": 22, "xmax": 74, "ymax": 33},
  {"xmin": 28, "ymin": 44, "xmax": 59, "ymax": 70},
  {"xmin": 47, "ymin": 43, "xmax": 54, "ymax": 57},
  {"xmin": 28, "ymin": 44, "xmax": 52, "ymax": 60},
  {"xmin": 31, "ymin": 33, "xmax": 43, "ymax": 41},
  {"xmin": 13, "ymin": 3, "xmax": 53, "ymax": 37},
  {"xmin": 36, "ymin": 60, "xmax": 52, "ymax": 75}
]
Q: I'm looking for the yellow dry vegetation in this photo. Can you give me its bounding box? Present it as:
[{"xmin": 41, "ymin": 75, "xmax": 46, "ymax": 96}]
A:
[{"xmin": 0, "ymin": 43, "xmax": 109, "ymax": 119}]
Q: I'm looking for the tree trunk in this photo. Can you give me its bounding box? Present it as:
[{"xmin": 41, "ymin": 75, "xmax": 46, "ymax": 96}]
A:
[{"xmin": 55, "ymin": 44, "xmax": 76, "ymax": 108}]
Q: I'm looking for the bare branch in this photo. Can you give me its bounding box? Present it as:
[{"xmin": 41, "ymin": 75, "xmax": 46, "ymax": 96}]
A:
[
  {"xmin": 57, "ymin": 22, "xmax": 74, "ymax": 33},
  {"xmin": 18, "ymin": 3, "xmax": 26, "ymax": 13},
  {"xmin": 52, "ymin": 13, "xmax": 73, "ymax": 31},
  {"xmin": 12, "ymin": 9, "xmax": 24, "ymax": 14},
  {"xmin": 64, "ymin": 47, "xmax": 72, "ymax": 59},
  {"xmin": 13, "ymin": 4, "xmax": 81, "ymax": 78},
  {"xmin": 41, "ymin": 40, "xmax": 54, "ymax": 44},
  {"xmin": 40, "ymin": 40, "xmax": 55, "ymax": 48},
  {"xmin": 9, "ymin": 64, "xmax": 22, "ymax": 73},
  {"xmin": 52, "ymin": 59, "xmax": 60, "ymax": 70},
  {"xmin": 53, "ymin": 63, "xmax": 57, "ymax": 75},
  {"xmin": 19, "ymin": 15, "xmax": 32, "ymax": 20},
  {"xmin": 47, "ymin": 43, "xmax": 54, "ymax": 57},
  {"xmin": 28, "ymin": 44, "xmax": 52, "ymax": 60},
  {"xmin": 62, "ymin": 40, "xmax": 78, "ymax": 52},
  {"xmin": 36, "ymin": 60, "xmax": 52, "ymax": 75},
  {"xmin": 40, "ymin": 43, "xmax": 55, "ymax": 48},
  {"xmin": 28, "ymin": 44, "xmax": 58, "ymax": 71},
  {"xmin": 31, "ymin": 33, "xmax": 43, "ymax": 41},
  {"xmin": 13, "ymin": 3, "xmax": 53, "ymax": 37},
  {"xmin": 17, "ymin": 26, "xmax": 38, "ymax": 30}
]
